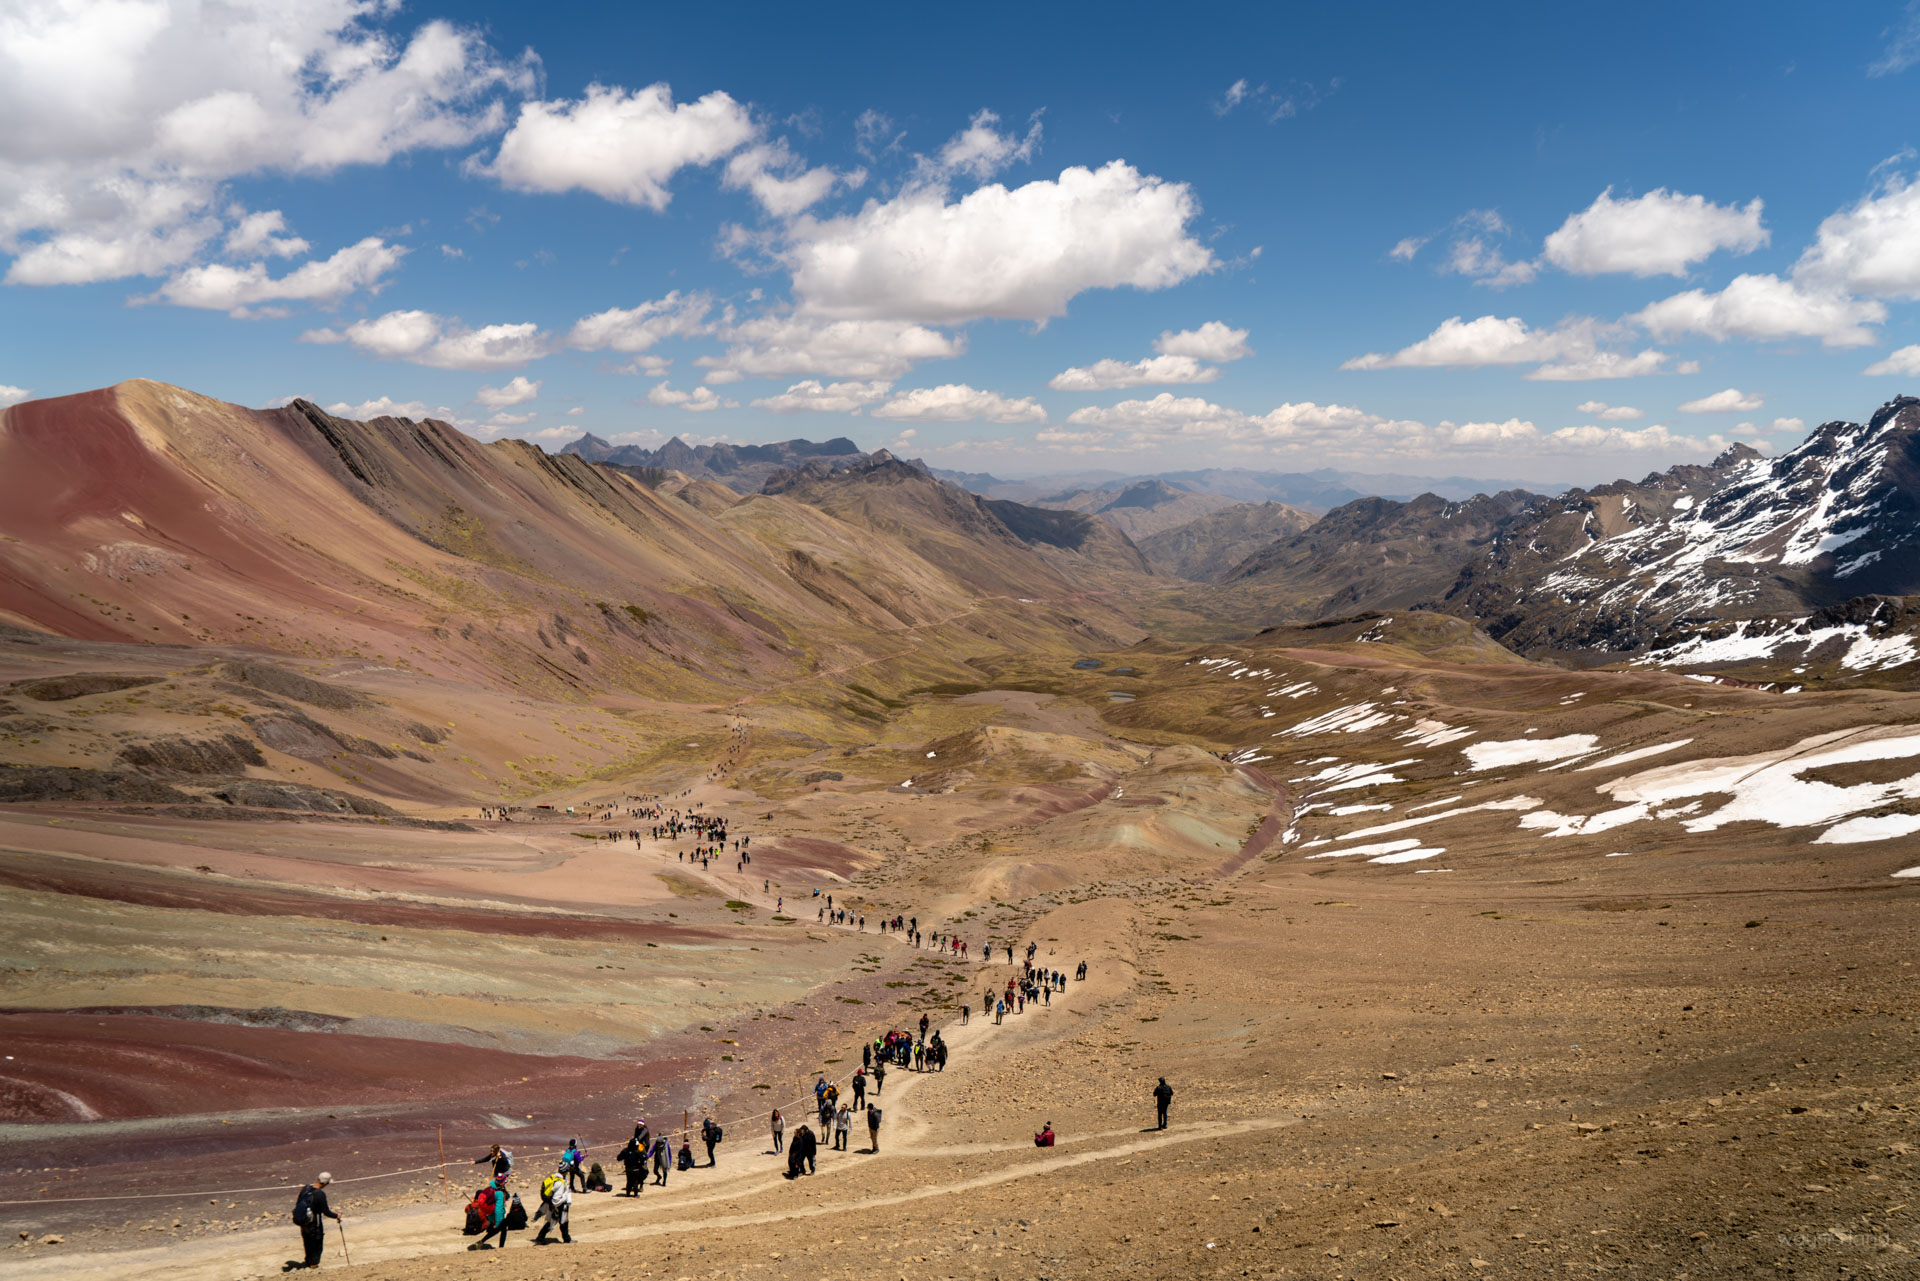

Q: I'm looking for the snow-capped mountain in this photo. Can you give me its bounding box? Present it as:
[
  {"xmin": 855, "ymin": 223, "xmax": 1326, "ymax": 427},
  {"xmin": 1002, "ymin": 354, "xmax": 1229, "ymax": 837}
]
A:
[{"xmin": 1439, "ymin": 396, "xmax": 1920, "ymax": 658}]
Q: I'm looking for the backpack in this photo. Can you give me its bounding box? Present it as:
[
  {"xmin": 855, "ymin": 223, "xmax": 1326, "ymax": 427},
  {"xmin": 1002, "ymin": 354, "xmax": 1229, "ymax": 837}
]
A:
[
  {"xmin": 541, "ymin": 1174, "xmax": 562, "ymax": 1204},
  {"xmin": 707, "ymin": 1122, "xmax": 723, "ymax": 1143},
  {"xmin": 504, "ymin": 1193, "xmax": 528, "ymax": 1231},
  {"xmin": 463, "ymin": 1189, "xmax": 492, "ymax": 1235},
  {"xmin": 292, "ymin": 1185, "xmax": 316, "ymax": 1226}
]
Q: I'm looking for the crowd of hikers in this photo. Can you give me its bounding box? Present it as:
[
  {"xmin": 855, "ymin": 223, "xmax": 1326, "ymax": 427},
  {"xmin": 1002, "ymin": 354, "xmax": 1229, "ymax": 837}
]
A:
[
  {"xmin": 272, "ymin": 766, "xmax": 1169, "ymax": 1269},
  {"xmin": 284, "ymin": 945, "xmax": 1173, "ymax": 1270}
]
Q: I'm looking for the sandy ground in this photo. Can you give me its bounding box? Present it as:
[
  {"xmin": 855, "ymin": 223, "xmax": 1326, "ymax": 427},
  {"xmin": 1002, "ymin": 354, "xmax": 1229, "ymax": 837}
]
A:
[{"xmin": 4, "ymin": 639, "xmax": 1918, "ymax": 1280}]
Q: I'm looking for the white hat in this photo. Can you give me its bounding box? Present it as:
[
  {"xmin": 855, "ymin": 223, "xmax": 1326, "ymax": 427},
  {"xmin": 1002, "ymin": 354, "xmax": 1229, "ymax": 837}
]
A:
[{"xmin": 317, "ymin": 1173, "xmax": 332, "ymax": 1185}]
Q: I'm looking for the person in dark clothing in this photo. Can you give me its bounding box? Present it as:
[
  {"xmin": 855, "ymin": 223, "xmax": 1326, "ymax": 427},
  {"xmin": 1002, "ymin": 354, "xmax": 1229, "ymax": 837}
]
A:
[
  {"xmin": 617, "ymin": 1136, "xmax": 646, "ymax": 1196},
  {"xmin": 1153, "ymin": 1077, "xmax": 1174, "ymax": 1129},
  {"xmin": 866, "ymin": 1103, "xmax": 883, "ymax": 1152},
  {"xmin": 785, "ymin": 1123, "xmax": 818, "ymax": 1177},
  {"xmin": 701, "ymin": 1116, "xmax": 722, "ymax": 1166},
  {"xmin": 852, "ymin": 1068, "xmax": 866, "ymax": 1106},
  {"xmin": 474, "ymin": 1144, "xmax": 513, "ymax": 1179},
  {"xmin": 285, "ymin": 1172, "xmax": 339, "ymax": 1272}
]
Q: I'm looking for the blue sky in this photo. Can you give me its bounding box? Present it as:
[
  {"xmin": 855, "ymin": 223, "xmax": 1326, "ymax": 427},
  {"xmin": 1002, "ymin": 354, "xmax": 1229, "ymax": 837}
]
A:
[{"xmin": 5, "ymin": 0, "xmax": 1920, "ymax": 482}]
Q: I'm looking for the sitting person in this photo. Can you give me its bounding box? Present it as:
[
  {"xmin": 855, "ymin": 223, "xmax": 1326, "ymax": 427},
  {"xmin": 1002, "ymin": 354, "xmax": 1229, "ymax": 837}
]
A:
[
  {"xmin": 1034, "ymin": 1123, "xmax": 1056, "ymax": 1148},
  {"xmin": 676, "ymin": 1138, "xmax": 696, "ymax": 1171}
]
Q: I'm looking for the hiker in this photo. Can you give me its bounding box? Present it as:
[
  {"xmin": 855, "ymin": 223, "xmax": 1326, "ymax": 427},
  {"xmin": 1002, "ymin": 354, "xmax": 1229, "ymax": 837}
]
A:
[
  {"xmin": 933, "ymin": 1035, "xmax": 948, "ymax": 1072},
  {"xmin": 833, "ymin": 1103, "xmax": 852, "ymax": 1150},
  {"xmin": 533, "ymin": 1168, "xmax": 573, "ymax": 1245},
  {"xmin": 866, "ymin": 1102, "xmax": 883, "ymax": 1152},
  {"xmin": 475, "ymin": 1144, "xmax": 513, "ymax": 1180},
  {"xmin": 676, "ymin": 1137, "xmax": 695, "ymax": 1171},
  {"xmin": 961, "ymin": 1002, "xmax": 970, "ymax": 1026},
  {"xmin": 702, "ymin": 1115, "xmax": 722, "ymax": 1166},
  {"xmin": 1034, "ymin": 1123, "xmax": 1056, "ymax": 1148},
  {"xmin": 651, "ymin": 1134, "xmax": 671, "ymax": 1186},
  {"xmin": 786, "ymin": 1123, "xmax": 818, "ymax": 1177},
  {"xmin": 617, "ymin": 1135, "xmax": 645, "ymax": 1196},
  {"xmin": 1153, "ymin": 1077, "xmax": 1174, "ymax": 1130},
  {"xmin": 771, "ymin": 1108, "xmax": 785, "ymax": 1153},
  {"xmin": 285, "ymin": 1172, "xmax": 340, "ymax": 1272},
  {"xmin": 851, "ymin": 1068, "xmax": 866, "ymax": 1107},
  {"xmin": 862, "ymin": 1042, "xmax": 872, "ymax": 1069},
  {"xmin": 562, "ymin": 1139, "xmax": 586, "ymax": 1192},
  {"xmin": 817, "ymin": 1091, "xmax": 834, "ymax": 1130},
  {"xmin": 873, "ymin": 1059, "xmax": 886, "ymax": 1094},
  {"xmin": 468, "ymin": 1177, "xmax": 517, "ymax": 1251}
]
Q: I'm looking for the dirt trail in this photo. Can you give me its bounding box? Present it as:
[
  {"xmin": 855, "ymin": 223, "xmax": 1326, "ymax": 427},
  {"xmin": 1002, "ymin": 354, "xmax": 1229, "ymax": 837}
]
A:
[{"xmin": 0, "ymin": 925, "xmax": 1285, "ymax": 1281}]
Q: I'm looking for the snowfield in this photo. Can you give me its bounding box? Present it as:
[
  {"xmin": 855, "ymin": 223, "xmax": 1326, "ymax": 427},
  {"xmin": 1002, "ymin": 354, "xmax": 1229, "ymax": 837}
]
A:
[{"xmin": 1463, "ymin": 735, "xmax": 1599, "ymax": 770}]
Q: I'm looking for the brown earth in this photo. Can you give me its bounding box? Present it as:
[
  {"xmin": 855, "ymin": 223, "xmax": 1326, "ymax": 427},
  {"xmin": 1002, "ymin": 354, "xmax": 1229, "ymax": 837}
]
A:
[{"xmin": 0, "ymin": 386, "xmax": 1917, "ymax": 1281}]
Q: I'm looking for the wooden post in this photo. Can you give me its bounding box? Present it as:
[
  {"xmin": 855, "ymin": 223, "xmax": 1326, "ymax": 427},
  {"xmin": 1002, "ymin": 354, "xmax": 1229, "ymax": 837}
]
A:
[{"xmin": 438, "ymin": 1126, "xmax": 448, "ymax": 1200}]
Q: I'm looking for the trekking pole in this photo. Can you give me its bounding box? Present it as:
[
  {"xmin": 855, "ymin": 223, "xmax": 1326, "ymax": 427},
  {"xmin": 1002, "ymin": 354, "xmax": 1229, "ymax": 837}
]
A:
[{"xmin": 336, "ymin": 1218, "xmax": 352, "ymax": 1266}]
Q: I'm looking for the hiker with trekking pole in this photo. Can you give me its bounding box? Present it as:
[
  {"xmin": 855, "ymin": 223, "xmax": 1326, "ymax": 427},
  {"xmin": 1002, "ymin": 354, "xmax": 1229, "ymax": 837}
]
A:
[{"xmin": 284, "ymin": 1172, "xmax": 343, "ymax": 1272}]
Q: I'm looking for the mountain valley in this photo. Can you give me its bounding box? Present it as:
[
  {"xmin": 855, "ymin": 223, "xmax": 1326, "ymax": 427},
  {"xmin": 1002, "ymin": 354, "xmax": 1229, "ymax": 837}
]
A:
[{"xmin": 0, "ymin": 383, "xmax": 1915, "ymax": 1281}]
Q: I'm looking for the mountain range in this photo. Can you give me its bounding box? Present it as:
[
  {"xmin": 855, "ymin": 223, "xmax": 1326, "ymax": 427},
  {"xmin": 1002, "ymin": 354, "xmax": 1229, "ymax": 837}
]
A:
[{"xmin": 4, "ymin": 385, "xmax": 1915, "ymax": 713}]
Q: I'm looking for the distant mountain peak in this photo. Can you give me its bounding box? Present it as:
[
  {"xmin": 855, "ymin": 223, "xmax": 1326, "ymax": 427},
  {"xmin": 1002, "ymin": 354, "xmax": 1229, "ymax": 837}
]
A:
[{"xmin": 559, "ymin": 432, "xmax": 872, "ymax": 492}]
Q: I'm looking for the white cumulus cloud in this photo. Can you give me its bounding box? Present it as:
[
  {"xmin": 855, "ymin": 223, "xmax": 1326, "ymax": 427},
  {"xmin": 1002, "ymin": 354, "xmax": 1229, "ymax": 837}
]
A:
[
  {"xmin": 1343, "ymin": 315, "xmax": 1586, "ymax": 369},
  {"xmin": 1048, "ymin": 354, "xmax": 1217, "ymax": 390},
  {"xmin": 566, "ymin": 291, "xmax": 714, "ymax": 353},
  {"xmin": 0, "ymin": 383, "xmax": 32, "ymax": 408},
  {"xmin": 723, "ymin": 140, "xmax": 863, "ymax": 218},
  {"xmin": 1794, "ymin": 172, "xmax": 1920, "ymax": 300},
  {"xmin": 138, "ymin": 236, "xmax": 404, "ymax": 314},
  {"xmin": 1576, "ymin": 400, "xmax": 1646, "ymax": 420},
  {"xmin": 1864, "ymin": 344, "xmax": 1920, "ymax": 375},
  {"xmin": 698, "ymin": 315, "xmax": 964, "ymax": 382},
  {"xmin": 0, "ymin": 0, "xmax": 535, "ymax": 286},
  {"xmin": 928, "ymin": 109, "xmax": 1042, "ymax": 181},
  {"xmin": 1546, "ymin": 423, "xmax": 1712, "ymax": 451},
  {"xmin": 783, "ymin": 160, "xmax": 1215, "ymax": 324},
  {"xmin": 648, "ymin": 381, "xmax": 735, "ymax": 412},
  {"xmin": 303, "ymin": 308, "xmax": 550, "ymax": 370},
  {"xmin": 1542, "ymin": 187, "xmax": 1768, "ymax": 278},
  {"xmin": 326, "ymin": 395, "xmax": 458, "ymax": 422},
  {"xmin": 475, "ymin": 375, "xmax": 540, "ymax": 407},
  {"xmin": 474, "ymin": 83, "xmax": 755, "ymax": 210},
  {"xmin": 872, "ymin": 384, "xmax": 1046, "ymax": 424},
  {"xmin": 1527, "ymin": 350, "xmax": 1687, "ymax": 381},
  {"xmin": 1632, "ymin": 273, "xmax": 1884, "ymax": 348},
  {"xmin": 1678, "ymin": 387, "xmax": 1762, "ymax": 413},
  {"xmin": 1154, "ymin": 321, "xmax": 1251, "ymax": 362},
  {"xmin": 749, "ymin": 379, "xmax": 893, "ymax": 413},
  {"xmin": 1347, "ymin": 314, "xmax": 1684, "ymax": 380},
  {"xmin": 223, "ymin": 209, "xmax": 308, "ymax": 259}
]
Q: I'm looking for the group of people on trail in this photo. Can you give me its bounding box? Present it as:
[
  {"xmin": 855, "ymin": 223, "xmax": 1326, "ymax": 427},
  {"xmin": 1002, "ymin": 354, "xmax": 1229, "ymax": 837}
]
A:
[
  {"xmin": 287, "ymin": 950, "xmax": 1177, "ymax": 1268},
  {"xmin": 781, "ymin": 1071, "xmax": 884, "ymax": 1177}
]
